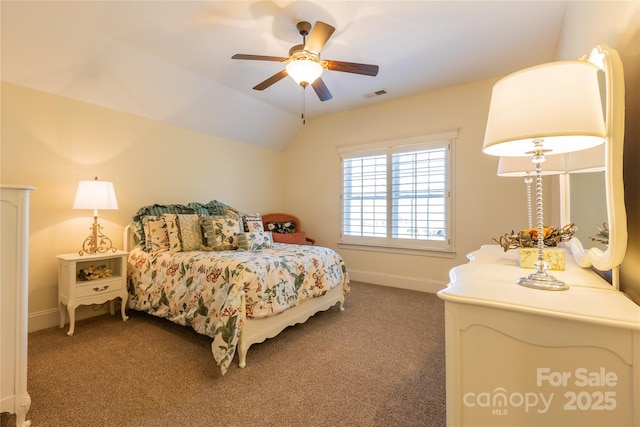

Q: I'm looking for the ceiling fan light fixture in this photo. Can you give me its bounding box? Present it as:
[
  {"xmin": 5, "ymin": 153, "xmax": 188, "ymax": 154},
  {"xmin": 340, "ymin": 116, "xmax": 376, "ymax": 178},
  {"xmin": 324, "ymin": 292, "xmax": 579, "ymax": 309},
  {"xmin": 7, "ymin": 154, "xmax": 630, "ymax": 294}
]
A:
[{"xmin": 286, "ymin": 59, "xmax": 323, "ymax": 86}]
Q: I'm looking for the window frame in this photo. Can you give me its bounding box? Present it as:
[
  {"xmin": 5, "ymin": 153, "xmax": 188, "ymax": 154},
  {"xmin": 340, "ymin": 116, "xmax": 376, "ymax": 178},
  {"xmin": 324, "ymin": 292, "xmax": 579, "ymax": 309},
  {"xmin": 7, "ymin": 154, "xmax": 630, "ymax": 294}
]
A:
[{"xmin": 337, "ymin": 130, "xmax": 456, "ymax": 253}]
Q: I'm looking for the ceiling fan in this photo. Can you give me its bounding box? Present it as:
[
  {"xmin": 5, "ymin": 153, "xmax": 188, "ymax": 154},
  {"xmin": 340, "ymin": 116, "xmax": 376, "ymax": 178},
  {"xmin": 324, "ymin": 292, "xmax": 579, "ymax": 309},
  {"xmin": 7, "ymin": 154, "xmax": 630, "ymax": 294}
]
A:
[{"xmin": 232, "ymin": 21, "xmax": 379, "ymax": 102}]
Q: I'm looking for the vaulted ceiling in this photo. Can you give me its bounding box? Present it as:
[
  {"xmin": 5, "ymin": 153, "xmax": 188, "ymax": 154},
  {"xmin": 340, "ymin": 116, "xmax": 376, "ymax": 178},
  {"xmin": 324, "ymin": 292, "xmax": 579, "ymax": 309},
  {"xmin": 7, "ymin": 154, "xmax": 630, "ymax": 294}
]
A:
[{"xmin": 1, "ymin": 1, "xmax": 568, "ymax": 150}]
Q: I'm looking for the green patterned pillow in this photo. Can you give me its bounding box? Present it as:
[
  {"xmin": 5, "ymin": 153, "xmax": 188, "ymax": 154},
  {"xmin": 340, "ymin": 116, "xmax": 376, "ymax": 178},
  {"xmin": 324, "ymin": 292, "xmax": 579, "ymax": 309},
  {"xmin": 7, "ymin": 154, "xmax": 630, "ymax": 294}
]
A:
[
  {"xmin": 133, "ymin": 204, "xmax": 196, "ymax": 250},
  {"xmin": 163, "ymin": 214, "xmax": 182, "ymax": 254},
  {"xmin": 237, "ymin": 231, "xmax": 273, "ymax": 251},
  {"xmin": 186, "ymin": 202, "xmax": 210, "ymax": 216},
  {"xmin": 142, "ymin": 216, "xmax": 169, "ymax": 253},
  {"xmin": 177, "ymin": 214, "xmax": 203, "ymax": 251},
  {"xmin": 201, "ymin": 200, "xmax": 236, "ymax": 216},
  {"xmin": 201, "ymin": 216, "xmax": 241, "ymax": 251}
]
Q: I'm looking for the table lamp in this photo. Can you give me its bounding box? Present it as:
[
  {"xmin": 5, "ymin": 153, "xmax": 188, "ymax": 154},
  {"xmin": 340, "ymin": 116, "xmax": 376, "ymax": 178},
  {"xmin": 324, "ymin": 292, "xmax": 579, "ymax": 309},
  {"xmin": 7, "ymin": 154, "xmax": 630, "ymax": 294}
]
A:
[
  {"xmin": 483, "ymin": 60, "xmax": 606, "ymax": 291},
  {"xmin": 497, "ymin": 155, "xmax": 568, "ymax": 229},
  {"xmin": 73, "ymin": 177, "xmax": 118, "ymax": 255},
  {"xmin": 498, "ymin": 144, "xmax": 605, "ymax": 229}
]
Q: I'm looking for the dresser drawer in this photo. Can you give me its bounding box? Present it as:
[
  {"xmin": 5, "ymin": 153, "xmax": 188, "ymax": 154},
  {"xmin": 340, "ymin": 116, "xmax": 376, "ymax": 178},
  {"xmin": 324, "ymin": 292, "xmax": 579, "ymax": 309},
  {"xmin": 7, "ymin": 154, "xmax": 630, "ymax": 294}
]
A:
[{"xmin": 76, "ymin": 278, "xmax": 123, "ymax": 298}]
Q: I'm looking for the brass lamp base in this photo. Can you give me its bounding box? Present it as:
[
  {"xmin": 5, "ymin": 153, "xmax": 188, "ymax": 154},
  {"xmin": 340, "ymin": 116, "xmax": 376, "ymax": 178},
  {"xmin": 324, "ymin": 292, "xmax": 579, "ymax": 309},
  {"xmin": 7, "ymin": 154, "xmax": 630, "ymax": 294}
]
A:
[{"xmin": 79, "ymin": 216, "xmax": 116, "ymax": 256}]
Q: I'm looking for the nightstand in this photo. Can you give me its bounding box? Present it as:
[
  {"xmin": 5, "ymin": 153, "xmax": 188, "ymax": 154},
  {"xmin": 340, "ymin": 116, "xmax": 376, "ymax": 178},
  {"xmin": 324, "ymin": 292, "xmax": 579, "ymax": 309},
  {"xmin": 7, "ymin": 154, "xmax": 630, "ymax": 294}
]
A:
[{"xmin": 57, "ymin": 250, "xmax": 129, "ymax": 336}]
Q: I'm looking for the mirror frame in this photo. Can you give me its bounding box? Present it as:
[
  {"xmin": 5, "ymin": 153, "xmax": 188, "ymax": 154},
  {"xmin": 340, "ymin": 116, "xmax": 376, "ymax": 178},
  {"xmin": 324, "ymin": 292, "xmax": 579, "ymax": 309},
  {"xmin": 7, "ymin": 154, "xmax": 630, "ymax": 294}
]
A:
[{"xmin": 563, "ymin": 45, "xmax": 627, "ymax": 288}]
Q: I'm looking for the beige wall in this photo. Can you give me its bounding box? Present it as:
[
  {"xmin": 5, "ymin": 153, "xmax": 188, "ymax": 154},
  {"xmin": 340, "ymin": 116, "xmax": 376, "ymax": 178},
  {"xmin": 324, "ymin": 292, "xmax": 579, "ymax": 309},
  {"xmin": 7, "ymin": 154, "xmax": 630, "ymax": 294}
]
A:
[
  {"xmin": 281, "ymin": 77, "xmax": 529, "ymax": 291},
  {"xmin": 1, "ymin": 82, "xmax": 284, "ymax": 330}
]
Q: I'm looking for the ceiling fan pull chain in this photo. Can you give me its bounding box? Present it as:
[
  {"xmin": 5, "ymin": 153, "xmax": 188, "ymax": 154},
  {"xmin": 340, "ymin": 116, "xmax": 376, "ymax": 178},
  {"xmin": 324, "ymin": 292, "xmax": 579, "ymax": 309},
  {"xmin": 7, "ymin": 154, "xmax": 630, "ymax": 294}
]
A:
[{"xmin": 302, "ymin": 87, "xmax": 306, "ymax": 125}]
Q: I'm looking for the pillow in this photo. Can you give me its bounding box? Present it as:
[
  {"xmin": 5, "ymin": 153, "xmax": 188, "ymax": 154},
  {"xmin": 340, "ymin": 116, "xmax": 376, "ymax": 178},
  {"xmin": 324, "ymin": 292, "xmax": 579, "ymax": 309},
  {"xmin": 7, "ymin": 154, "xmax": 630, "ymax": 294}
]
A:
[
  {"xmin": 185, "ymin": 202, "xmax": 210, "ymax": 216},
  {"xmin": 163, "ymin": 214, "xmax": 182, "ymax": 254},
  {"xmin": 200, "ymin": 200, "xmax": 237, "ymax": 216},
  {"xmin": 224, "ymin": 207, "xmax": 242, "ymax": 219},
  {"xmin": 177, "ymin": 214, "xmax": 203, "ymax": 251},
  {"xmin": 243, "ymin": 213, "xmax": 264, "ymax": 232},
  {"xmin": 142, "ymin": 216, "xmax": 169, "ymax": 253},
  {"xmin": 201, "ymin": 216, "xmax": 241, "ymax": 251},
  {"xmin": 237, "ymin": 231, "xmax": 273, "ymax": 251},
  {"xmin": 266, "ymin": 221, "xmax": 296, "ymax": 234},
  {"xmin": 272, "ymin": 232, "xmax": 308, "ymax": 245},
  {"xmin": 132, "ymin": 203, "xmax": 197, "ymax": 250}
]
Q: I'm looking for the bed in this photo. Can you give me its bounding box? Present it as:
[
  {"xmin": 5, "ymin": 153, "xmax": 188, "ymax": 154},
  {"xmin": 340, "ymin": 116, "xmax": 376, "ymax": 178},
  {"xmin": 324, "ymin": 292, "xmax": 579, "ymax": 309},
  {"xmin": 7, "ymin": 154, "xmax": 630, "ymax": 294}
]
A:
[{"xmin": 124, "ymin": 201, "xmax": 349, "ymax": 375}]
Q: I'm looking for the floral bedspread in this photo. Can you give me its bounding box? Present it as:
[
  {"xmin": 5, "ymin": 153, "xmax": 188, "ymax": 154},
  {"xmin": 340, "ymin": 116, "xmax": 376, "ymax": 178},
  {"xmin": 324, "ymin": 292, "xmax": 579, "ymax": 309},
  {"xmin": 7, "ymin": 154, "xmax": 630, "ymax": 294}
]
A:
[{"xmin": 127, "ymin": 243, "xmax": 349, "ymax": 375}]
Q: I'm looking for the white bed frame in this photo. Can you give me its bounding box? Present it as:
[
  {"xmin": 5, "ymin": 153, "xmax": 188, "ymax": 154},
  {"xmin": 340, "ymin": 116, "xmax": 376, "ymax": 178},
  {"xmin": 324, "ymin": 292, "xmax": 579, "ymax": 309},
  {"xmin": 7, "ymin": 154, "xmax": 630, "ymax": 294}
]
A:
[{"xmin": 124, "ymin": 224, "xmax": 345, "ymax": 368}]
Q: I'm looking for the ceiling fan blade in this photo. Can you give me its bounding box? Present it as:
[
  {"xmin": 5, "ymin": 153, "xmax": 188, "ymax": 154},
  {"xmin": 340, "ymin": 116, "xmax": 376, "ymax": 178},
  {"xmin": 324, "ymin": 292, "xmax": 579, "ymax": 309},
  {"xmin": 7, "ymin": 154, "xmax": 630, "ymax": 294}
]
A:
[
  {"xmin": 304, "ymin": 21, "xmax": 335, "ymax": 55},
  {"xmin": 311, "ymin": 77, "xmax": 333, "ymax": 101},
  {"xmin": 253, "ymin": 69, "xmax": 288, "ymax": 91},
  {"xmin": 232, "ymin": 54, "xmax": 287, "ymax": 62},
  {"xmin": 326, "ymin": 60, "xmax": 379, "ymax": 76}
]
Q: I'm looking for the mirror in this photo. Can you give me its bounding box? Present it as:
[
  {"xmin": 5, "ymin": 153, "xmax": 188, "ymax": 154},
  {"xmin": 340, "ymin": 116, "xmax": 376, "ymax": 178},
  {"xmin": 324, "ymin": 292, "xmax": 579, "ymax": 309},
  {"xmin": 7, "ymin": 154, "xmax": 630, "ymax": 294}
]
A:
[
  {"xmin": 569, "ymin": 172, "xmax": 607, "ymax": 253},
  {"xmin": 564, "ymin": 45, "xmax": 627, "ymax": 289}
]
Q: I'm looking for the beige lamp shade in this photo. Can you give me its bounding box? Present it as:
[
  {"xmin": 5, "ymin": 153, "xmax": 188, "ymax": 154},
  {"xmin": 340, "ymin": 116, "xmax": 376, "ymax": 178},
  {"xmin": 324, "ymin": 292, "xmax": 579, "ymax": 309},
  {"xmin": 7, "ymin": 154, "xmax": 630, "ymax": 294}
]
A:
[
  {"xmin": 483, "ymin": 60, "xmax": 606, "ymax": 157},
  {"xmin": 564, "ymin": 142, "xmax": 605, "ymax": 173},
  {"xmin": 497, "ymin": 143, "xmax": 605, "ymax": 177},
  {"xmin": 73, "ymin": 179, "xmax": 118, "ymax": 211},
  {"xmin": 497, "ymin": 155, "xmax": 567, "ymax": 177}
]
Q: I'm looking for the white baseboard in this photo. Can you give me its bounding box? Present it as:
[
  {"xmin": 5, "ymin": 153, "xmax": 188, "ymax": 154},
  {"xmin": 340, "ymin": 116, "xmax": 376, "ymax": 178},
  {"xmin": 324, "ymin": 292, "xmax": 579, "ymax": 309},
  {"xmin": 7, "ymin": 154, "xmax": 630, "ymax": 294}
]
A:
[
  {"xmin": 28, "ymin": 304, "xmax": 111, "ymax": 333},
  {"xmin": 347, "ymin": 269, "xmax": 447, "ymax": 293}
]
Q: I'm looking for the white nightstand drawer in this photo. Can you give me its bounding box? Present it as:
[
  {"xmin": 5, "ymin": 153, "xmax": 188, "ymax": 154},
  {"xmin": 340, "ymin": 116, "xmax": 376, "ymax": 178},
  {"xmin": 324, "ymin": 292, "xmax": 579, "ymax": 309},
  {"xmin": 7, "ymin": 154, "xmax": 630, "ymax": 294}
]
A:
[{"xmin": 76, "ymin": 278, "xmax": 123, "ymax": 298}]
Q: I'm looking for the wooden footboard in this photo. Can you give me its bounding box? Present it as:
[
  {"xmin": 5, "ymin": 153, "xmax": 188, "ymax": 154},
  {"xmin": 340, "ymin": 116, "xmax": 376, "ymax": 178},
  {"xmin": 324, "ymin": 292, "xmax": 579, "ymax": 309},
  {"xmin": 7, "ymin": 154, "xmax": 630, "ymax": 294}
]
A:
[{"xmin": 237, "ymin": 284, "xmax": 345, "ymax": 368}]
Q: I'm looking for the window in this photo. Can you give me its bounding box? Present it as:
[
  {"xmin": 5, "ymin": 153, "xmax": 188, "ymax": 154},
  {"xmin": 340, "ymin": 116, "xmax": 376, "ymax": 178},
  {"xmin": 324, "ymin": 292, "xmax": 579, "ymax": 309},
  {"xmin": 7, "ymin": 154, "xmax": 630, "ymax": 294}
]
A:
[{"xmin": 338, "ymin": 131, "xmax": 455, "ymax": 252}]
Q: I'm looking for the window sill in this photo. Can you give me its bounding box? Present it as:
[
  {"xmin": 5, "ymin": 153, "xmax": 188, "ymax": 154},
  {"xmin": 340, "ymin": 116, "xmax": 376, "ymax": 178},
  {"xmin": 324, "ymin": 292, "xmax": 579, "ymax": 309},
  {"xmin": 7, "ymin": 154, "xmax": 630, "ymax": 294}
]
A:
[{"xmin": 337, "ymin": 242, "xmax": 456, "ymax": 258}]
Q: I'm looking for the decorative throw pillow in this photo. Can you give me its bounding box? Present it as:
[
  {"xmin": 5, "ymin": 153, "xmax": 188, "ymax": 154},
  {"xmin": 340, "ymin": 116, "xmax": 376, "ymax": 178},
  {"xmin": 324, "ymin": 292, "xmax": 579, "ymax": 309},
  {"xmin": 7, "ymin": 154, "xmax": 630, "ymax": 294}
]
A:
[
  {"xmin": 201, "ymin": 200, "xmax": 236, "ymax": 216},
  {"xmin": 237, "ymin": 231, "xmax": 273, "ymax": 251},
  {"xmin": 201, "ymin": 216, "xmax": 241, "ymax": 251},
  {"xmin": 185, "ymin": 202, "xmax": 210, "ymax": 216},
  {"xmin": 163, "ymin": 214, "xmax": 182, "ymax": 254},
  {"xmin": 142, "ymin": 216, "xmax": 169, "ymax": 253},
  {"xmin": 132, "ymin": 203, "xmax": 197, "ymax": 249},
  {"xmin": 177, "ymin": 214, "xmax": 203, "ymax": 251},
  {"xmin": 266, "ymin": 221, "xmax": 296, "ymax": 234},
  {"xmin": 243, "ymin": 213, "xmax": 264, "ymax": 232},
  {"xmin": 224, "ymin": 207, "xmax": 242, "ymax": 219}
]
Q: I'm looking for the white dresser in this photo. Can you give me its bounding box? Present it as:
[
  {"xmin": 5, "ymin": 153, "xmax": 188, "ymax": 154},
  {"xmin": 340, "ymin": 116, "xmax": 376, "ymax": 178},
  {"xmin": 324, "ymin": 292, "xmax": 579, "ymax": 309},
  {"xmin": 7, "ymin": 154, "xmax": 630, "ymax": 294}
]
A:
[
  {"xmin": 438, "ymin": 245, "xmax": 640, "ymax": 427},
  {"xmin": 1, "ymin": 185, "xmax": 34, "ymax": 427}
]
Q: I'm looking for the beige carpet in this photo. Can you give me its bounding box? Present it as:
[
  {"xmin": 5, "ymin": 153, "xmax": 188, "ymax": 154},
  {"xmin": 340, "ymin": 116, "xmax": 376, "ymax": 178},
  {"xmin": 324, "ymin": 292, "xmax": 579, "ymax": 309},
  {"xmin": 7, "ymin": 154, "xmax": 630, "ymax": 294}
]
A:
[{"xmin": 2, "ymin": 282, "xmax": 446, "ymax": 427}]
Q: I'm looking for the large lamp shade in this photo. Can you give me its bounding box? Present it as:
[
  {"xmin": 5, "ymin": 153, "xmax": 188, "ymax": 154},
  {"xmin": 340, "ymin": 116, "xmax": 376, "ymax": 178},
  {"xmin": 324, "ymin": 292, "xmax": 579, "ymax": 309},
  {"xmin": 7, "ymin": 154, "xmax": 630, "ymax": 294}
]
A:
[
  {"xmin": 483, "ymin": 61, "xmax": 606, "ymax": 157},
  {"xmin": 73, "ymin": 179, "xmax": 118, "ymax": 211}
]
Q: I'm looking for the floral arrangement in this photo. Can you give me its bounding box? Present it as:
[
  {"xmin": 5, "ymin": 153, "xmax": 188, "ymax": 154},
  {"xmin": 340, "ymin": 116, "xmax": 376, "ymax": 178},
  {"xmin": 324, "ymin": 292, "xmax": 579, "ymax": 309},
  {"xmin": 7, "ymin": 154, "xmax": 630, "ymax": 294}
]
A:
[
  {"xmin": 589, "ymin": 222, "xmax": 609, "ymax": 245},
  {"xmin": 77, "ymin": 264, "xmax": 112, "ymax": 281},
  {"xmin": 493, "ymin": 223, "xmax": 576, "ymax": 252}
]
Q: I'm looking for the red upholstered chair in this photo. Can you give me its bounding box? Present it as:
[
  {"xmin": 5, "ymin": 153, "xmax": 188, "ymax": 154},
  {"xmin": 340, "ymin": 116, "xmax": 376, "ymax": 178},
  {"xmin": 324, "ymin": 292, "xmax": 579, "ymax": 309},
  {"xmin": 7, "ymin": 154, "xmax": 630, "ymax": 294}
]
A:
[{"xmin": 261, "ymin": 213, "xmax": 316, "ymax": 245}]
